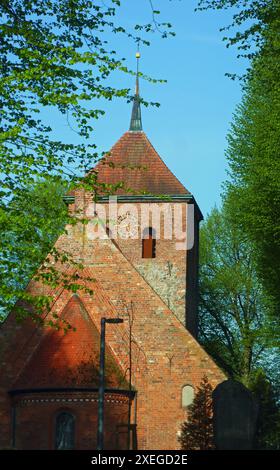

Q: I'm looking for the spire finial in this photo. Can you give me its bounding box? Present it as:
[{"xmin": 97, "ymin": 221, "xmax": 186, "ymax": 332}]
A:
[{"xmin": 129, "ymin": 44, "xmax": 142, "ymax": 132}]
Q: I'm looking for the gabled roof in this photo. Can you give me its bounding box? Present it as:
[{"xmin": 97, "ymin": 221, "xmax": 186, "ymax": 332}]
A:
[
  {"xmin": 13, "ymin": 294, "xmax": 127, "ymax": 389},
  {"xmin": 94, "ymin": 131, "xmax": 190, "ymax": 196}
]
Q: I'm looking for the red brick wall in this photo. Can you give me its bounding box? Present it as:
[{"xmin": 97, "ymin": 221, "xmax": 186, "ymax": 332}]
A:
[
  {"xmin": 71, "ymin": 193, "xmax": 200, "ymax": 334},
  {"xmin": 12, "ymin": 391, "xmax": 129, "ymax": 450}
]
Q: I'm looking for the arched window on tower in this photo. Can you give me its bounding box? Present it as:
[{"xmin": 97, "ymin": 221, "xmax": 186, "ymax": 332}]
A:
[
  {"xmin": 55, "ymin": 411, "xmax": 75, "ymax": 450},
  {"xmin": 142, "ymin": 227, "xmax": 156, "ymax": 259}
]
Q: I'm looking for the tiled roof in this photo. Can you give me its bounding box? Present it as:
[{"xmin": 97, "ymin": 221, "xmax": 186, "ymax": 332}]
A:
[
  {"xmin": 14, "ymin": 294, "xmax": 127, "ymax": 389},
  {"xmin": 93, "ymin": 131, "xmax": 190, "ymax": 196}
]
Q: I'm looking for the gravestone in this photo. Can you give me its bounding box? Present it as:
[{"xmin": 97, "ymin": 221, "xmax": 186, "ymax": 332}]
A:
[{"xmin": 213, "ymin": 379, "xmax": 259, "ymax": 450}]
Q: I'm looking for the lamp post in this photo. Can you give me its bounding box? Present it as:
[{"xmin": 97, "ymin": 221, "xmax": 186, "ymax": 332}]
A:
[{"xmin": 97, "ymin": 317, "xmax": 124, "ymax": 451}]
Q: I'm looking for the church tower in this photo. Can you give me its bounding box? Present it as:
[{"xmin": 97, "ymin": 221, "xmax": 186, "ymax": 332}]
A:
[{"xmin": 67, "ymin": 51, "xmax": 203, "ymax": 336}]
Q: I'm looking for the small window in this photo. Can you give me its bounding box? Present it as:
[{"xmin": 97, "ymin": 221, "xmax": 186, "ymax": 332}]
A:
[
  {"xmin": 142, "ymin": 227, "xmax": 156, "ymax": 259},
  {"xmin": 182, "ymin": 385, "xmax": 195, "ymax": 408},
  {"xmin": 55, "ymin": 411, "xmax": 75, "ymax": 450}
]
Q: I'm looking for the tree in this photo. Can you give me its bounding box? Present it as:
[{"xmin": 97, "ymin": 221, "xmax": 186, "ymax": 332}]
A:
[
  {"xmin": 199, "ymin": 206, "xmax": 280, "ymax": 448},
  {"xmin": 199, "ymin": 206, "xmax": 276, "ymax": 386},
  {"xmin": 178, "ymin": 376, "xmax": 214, "ymax": 450},
  {"xmin": 225, "ymin": 43, "xmax": 280, "ymax": 313},
  {"xmin": 196, "ymin": 0, "xmax": 280, "ymax": 447},
  {"xmin": 196, "ymin": 0, "xmax": 280, "ymax": 61},
  {"xmin": 0, "ymin": 177, "xmax": 69, "ymax": 319},
  {"xmin": 0, "ymin": 0, "xmax": 171, "ymax": 197},
  {"xmin": 0, "ymin": 1, "xmax": 172, "ymax": 317},
  {"xmin": 249, "ymin": 369, "xmax": 280, "ymax": 449},
  {"xmin": 197, "ymin": 0, "xmax": 280, "ymax": 315}
]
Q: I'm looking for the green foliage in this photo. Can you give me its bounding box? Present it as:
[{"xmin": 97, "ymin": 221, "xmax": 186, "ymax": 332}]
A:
[
  {"xmin": 200, "ymin": 207, "xmax": 280, "ymax": 449},
  {"xmin": 0, "ymin": 1, "xmax": 173, "ymax": 318},
  {"xmin": 197, "ymin": 0, "xmax": 280, "ymax": 448},
  {"xmin": 179, "ymin": 376, "xmax": 214, "ymax": 450},
  {"xmin": 197, "ymin": 0, "xmax": 280, "ymax": 313},
  {"xmin": 196, "ymin": 0, "xmax": 280, "ymax": 58},
  {"xmin": 0, "ymin": 177, "xmax": 69, "ymax": 318},
  {"xmin": 225, "ymin": 34, "xmax": 280, "ymax": 312},
  {"xmin": 199, "ymin": 206, "xmax": 276, "ymax": 385},
  {"xmin": 249, "ymin": 370, "xmax": 280, "ymax": 449},
  {"xmin": 0, "ymin": 1, "xmax": 171, "ymax": 197},
  {"xmin": 197, "ymin": 1, "xmax": 280, "ymax": 302}
]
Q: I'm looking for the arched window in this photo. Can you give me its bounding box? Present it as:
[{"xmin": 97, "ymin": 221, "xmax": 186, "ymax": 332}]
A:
[
  {"xmin": 182, "ymin": 385, "xmax": 195, "ymax": 408},
  {"xmin": 142, "ymin": 227, "xmax": 156, "ymax": 259},
  {"xmin": 55, "ymin": 411, "xmax": 75, "ymax": 450}
]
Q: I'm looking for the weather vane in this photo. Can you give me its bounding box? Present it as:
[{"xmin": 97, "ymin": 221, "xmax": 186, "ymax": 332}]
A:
[
  {"xmin": 129, "ymin": 41, "xmax": 142, "ymax": 131},
  {"xmin": 135, "ymin": 42, "xmax": 140, "ymax": 95}
]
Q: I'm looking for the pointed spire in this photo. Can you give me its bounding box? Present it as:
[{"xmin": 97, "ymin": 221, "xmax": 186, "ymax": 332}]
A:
[{"xmin": 129, "ymin": 47, "xmax": 142, "ymax": 132}]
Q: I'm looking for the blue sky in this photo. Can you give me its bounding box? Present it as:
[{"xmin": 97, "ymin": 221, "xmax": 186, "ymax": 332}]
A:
[{"xmin": 52, "ymin": 0, "xmax": 247, "ymax": 217}]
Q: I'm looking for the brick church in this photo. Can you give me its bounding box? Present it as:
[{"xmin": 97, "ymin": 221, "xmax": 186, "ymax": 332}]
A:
[{"xmin": 0, "ymin": 61, "xmax": 225, "ymax": 450}]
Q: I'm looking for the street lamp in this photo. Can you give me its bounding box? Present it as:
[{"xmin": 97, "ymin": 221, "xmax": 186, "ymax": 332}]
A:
[{"xmin": 97, "ymin": 317, "xmax": 124, "ymax": 451}]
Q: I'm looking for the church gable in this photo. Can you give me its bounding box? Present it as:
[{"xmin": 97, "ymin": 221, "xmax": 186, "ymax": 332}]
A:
[{"xmin": 13, "ymin": 294, "xmax": 127, "ymax": 390}]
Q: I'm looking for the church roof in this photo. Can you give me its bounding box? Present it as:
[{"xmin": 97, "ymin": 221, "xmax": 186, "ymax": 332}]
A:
[
  {"xmin": 94, "ymin": 131, "xmax": 190, "ymax": 196},
  {"xmin": 87, "ymin": 51, "xmax": 191, "ymax": 197},
  {"xmin": 13, "ymin": 294, "xmax": 128, "ymax": 389}
]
